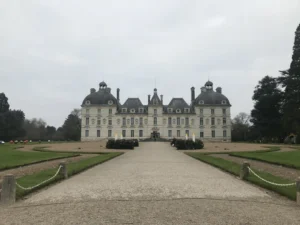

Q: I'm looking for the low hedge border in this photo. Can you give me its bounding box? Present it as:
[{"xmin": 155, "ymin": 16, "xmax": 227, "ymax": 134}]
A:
[
  {"xmin": 32, "ymin": 146, "xmax": 109, "ymax": 154},
  {"xmin": 201, "ymin": 146, "xmax": 281, "ymax": 155},
  {"xmin": 16, "ymin": 152, "xmax": 123, "ymax": 200},
  {"xmin": 186, "ymin": 152, "xmax": 296, "ymax": 201}
]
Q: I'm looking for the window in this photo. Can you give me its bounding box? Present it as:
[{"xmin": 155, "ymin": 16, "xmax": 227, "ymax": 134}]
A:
[
  {"xmin": 85, "ymin": 100, "xmax": 90, "ymax": 105},
  {"xmin": 131, "ymin": 117, "xmax": 134, "ymax": 125},
  {"xmin": 122, "ymin": 108, "xmax": 127, "ymax": 113},
  {"xmin": 176, "ymin": 109, "xmax": 181, "ymax": 113},
  {"xmin": 212, "ymin": 130, "xmax": 215, "ymax": 138},
  {"xmin": 186, "ymin": 130, "xmax": 189, "ymax": 137},
  {"xmin": 122, "ymin": 130, "xmax": 126, "ymax": 137},
  {"xmin": 97, "ymin": 130, "xmax": 100, "ymax": 137},
  {"xmin": 153, "ymin": 99, "xmax": 158, "ymax": 105},
  {"xmin": 199, "ymin": 100, "xmax": 204, "ymax": 104},
  {"xmin": 181, "ymin": 118, "xmax": 184, "ymax": 124},
  {"xmin": 97, "ymin": 119, "xmax": 101, "ymax": 125},
  {"xmin": 223, "ymin": 130, "xmax": 227, "ymax": 137},
  {"xmin": 200, "ymin": 118, "xmax": 203, "ymax": 125},
  {"xmin": 85, "ymin": 130, "xmax": 89, "ymax": 137},
  {"xmin": 185, "ymin": 118, "xmax": 189, "ymax": 126},
  {"xmin": 168, "ymin": 130, "xmax": 172, "ymax": 137},
  {"xmin": 109, "ymin": 109, "xmax": 112, "ymax": 115},
  {"xmin": 139, "ymin": 108, "xmax": 144, "ymax": 113},
  {"xmin": 168, "ymin": 108, "xmax": 172, "ymax": 113},
  {"xmin": 131, "ymin": 130, "xmax": 134, "ymax": 137},
  {"xmin": 108, "ymin": 120, "xmax": 112, "ymax": 125},
  {"xmin": 108, "ymin": 130, "xmax": 112, "ymax": 137},
  {"xmin": 168, "ymin": 117, "xmax": 172, "ymax": 125},
  {"xmin": 154, "ymin": 117, "xmax": 157, "ymax": 125},
  {"xmin": 200, "ymin": 131, "xmax": 204, "ymax": 138},
  {"xmin": 211, "ymin": 118, "xmax": 215, "ymax": 126},
  {"xmin": 139, "ymin": 130, "xmax": 143, "ymax": 137},
  {"xmin": 223, "ymin": 118, "xmax": 226, "ymax": 125},
  {"xmin": 154, "ymin": 109, "xmax": 157, "ymax": 115},
  {"xmin": 211, "ymin": 109, "xmax": 215, "ymax": 115},
  {"xmin": 200, "ymin": 109, "xmax": 203, "ymax": 114},
  {"xmin": 98, "ymin": 109, "xmax": 101, "ymax": 114},
  {"xmin": 108, "ymin": 100, "xmax": 113, "ymax": 105},
  {"xmin": 222, "ymin": 108, "xmax": 226, "ymax": 115},
  {"xmin": 221, "ymin": 100, "xmax": 227, "ymax": 104},
  {"xmin": 184, "ymin": 108, "xmax": 190, "ymax": 113},
  {"xmin": 139, "ymin": 117, "xmax": 143, "ymax": 125},
  {"xmin": 130, "ymin": 109, "xmax": 135, "ymax": 113},
  {"xmin": 122, "ymin": 117, "xmax": 126, "ymax": 126},
  {"xmin": 177, "ymin": 117, "xmax": 180, "ymax": 125},
  {"xmin": 86, "ymin": 109, "xmax": 90, "ymax": 114},
  {"xmin": 86, "ymin": 118, "xmax": 89, "ymax": 125},
  {"xmin": 177, "ymin": 130, "xmax": 180, "ymax": 137}
]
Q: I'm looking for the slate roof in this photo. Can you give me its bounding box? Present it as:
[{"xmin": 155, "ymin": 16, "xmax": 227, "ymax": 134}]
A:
[
  {"xmin": 120, "ymin": 98, "xmax": 147, "ymax": 113},
  {"xmin": 163, "ymin": 98, "xmax": 192, "ymax": 113},
  {"xmin": 194, "ymin": 90, "xmax": 231, "ymax": 106},
  {"xmin": 82, "ymin": 88, "xmax": 118, "ymax": 106}
]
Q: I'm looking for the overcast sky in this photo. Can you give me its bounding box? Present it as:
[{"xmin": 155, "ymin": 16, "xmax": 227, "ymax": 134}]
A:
[{"xmin": 1, "ymin": 0, "xmax": 299, "ymax": 127}]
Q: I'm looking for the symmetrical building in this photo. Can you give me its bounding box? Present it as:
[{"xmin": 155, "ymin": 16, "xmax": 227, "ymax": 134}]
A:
[{"xmin": 81, "ymin": 81, "xmax": 231, "ymax": 141}]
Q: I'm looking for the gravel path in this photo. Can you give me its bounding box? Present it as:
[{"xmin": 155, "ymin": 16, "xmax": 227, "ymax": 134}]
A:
[
  {"xmin": 1, "ymin": 142, "xmax": 299, "ymax": 225},
  {"xmin": 211, "ymin": 154, "xmax": 300, "ymax": 180}
]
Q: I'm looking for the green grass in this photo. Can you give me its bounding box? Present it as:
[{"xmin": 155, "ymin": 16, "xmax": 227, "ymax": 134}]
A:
[
  {"xmin": 32, "ymin": 146, "xmax": 108, "ymax": 154},
  {"xmin": 201, "ymin": 146, "xmax": 281, "ymax": 155},
  {"xmin": 16, "ymin": 152, "xmax": 123, "ymax": 199},
  {"xmin": 186, "ymin": 152, "xmax": 297, "ymax": 201},
  {"xmin": 230, "ymin": 150, "xmax": 300, "ymax": 169},
  {"xmin": 0, "ymin": 145, "xmax": 77, "ymax": 171}
]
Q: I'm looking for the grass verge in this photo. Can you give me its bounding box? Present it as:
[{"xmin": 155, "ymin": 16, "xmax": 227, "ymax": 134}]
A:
[
  {"xmin": 32, "ymin": 146, "xmax": 112, "ymax": 154},
  {"xmin": 186, "ymin": 152, "xmax": 296, "ymax": 201},
  {"xmin": 16, "ymin": 152, "xmax": 123, "ymax": 200},
  {"xmin": 199, "ymin": 146, "xmax": 281, "ymax": 155}
]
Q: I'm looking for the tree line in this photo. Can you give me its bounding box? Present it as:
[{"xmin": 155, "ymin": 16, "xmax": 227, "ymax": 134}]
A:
[{"xmin": 232, "ymin": 23, "xmax": 300, "ymax": 143}]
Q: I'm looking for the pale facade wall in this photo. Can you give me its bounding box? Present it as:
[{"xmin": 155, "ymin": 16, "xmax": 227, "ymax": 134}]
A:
[{"xmin": 81, "ymin": 104, "xmax": 231, "ymax": 142}]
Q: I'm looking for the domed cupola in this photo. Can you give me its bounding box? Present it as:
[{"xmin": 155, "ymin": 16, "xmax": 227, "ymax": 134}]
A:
[
  {"xmin": 99, "ymin": 81, "xmax": 107, "ymax": 89},
  {"xmin": 205, "ymin": 80, "xmax": 213, "ymax": 90}
]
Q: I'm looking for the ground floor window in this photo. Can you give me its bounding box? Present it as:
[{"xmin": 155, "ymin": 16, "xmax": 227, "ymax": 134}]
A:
[
  {"xmin": 122, "ymin": 130, "xmax": 126, "ymax": 137},
  {"xmin": 139, "ymin": 130, "xmax": 143, "ymax": 137},
  {"xmin": 177, "ymin": 130, "xmax": 180, "ymax": 137},
  {"xmin": 200, "ymin": 131, "xmax": 204, "ymax": 138},
  {"xmin": 168, "ymin": 130, "xmax": 172, "ymax": 137},
  {"xmin": 97, "ymin": 130, "xmax": 100, "ymax": 137},
  {"xmin": 185, "ymin": 130, "xmax": 189, "ymax": 137},
  {"xmin": 85, "ymin": 130, "xmax": 89, "ymax": 137},
  {"xmin": 131, "ymin": 130, "xmax": 134, "ymax": 137},
  {"xmin": 108, "ymin": 130, "xmax": 112, "ymax": 137},
  {"xmin": 212, "ymin": 130, "xmax": 215, "ymax": 138},
  {"xmin": 223, "ymin": 130, "xmax": 227, "ymax": 137}
]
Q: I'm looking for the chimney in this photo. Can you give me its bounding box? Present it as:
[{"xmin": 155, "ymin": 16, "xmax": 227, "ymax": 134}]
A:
[
  {"xmin": 148, "ymin": 95, "xmax": 151, "ymax": 104},
  {"xmin": 160, "ymin": 95, "xmax": 163, "ymax": 104},
  {"xmin": 90, "ymin": 88, "xmax": 96, "ymax": 94},
  {"xmin": 216, "ymin": 87, "xmax": 222, "ymax": 94},
  {"xmin": 117, "ymin": 88, "xmax": 120, "ymax": 101},
  {"xmin": 201, "ymin": 87, "xmax": 206, "ymax": 93},
  {"xmin": 191, "ymin": 87, "xmax": 195, "ymax": 102}
]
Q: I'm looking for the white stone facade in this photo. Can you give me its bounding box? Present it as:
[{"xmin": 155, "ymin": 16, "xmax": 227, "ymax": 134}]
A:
[{"xmin": 81, "ymin": 81, "xmax": 231, "ymax": 141}]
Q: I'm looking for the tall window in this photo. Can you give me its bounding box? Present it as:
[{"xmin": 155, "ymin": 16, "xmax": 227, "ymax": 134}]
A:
[
  {"xmin": 154, "ymin": 109, "xmax": 157, "ymax": 115},
  {"xmin": 212, "ymin": 130, "xmax": 215, "ymax": 138},
  {"xmin": 211, "ymin": 118, "xmax": 215, "ymax": 126},
  {"xmin": 97, "ymin": 119, "xmax": 101, "ymax": 126},
  {"xmin": 122, "ymin": 117, "xmax": 126, "ymax": 126},
  {"xmin": 177, "ymin": 130, "xmax": 180, "ymax": 137},
  {"xmin": 131, "ymin": 117, "xmax": 134, "ymax": 125},
  {"xmin": 211, "ymin": 109, "xmax": 215, "ymax": 115},
  {"xmin": 177, "ymin": 117, "xmax": 180, "ymax": 125},
  {"xmin": 122, "ymin": 130, "xmax": 126, "ymax": 137},
  {"xmin": 186, "ymin": 130, "xmax": 189, "ymax": 137},
  {"xmin": 139, "ymin": 117, "xmax": 143, "ymax": 125},
  {"xmin": 86, "ymin": 118, "xmax": 89, "ymax": 125},
  {"xmin": 223, "ymin": 130, "xmax": 227, "ymax": 137},
  {"xmin": 200, "ymin": 131, "xmax": 204, "ymax": 138},
  {"xmin": 139, "ymin": 130, "xmax": 143, "ymax": 137},
  {"xmin": 131, "ymin": 130, "xmax": 134, "ymax": 137},
  {"xmin": 108, "ymin": 130, "xmax": 112, "ymax": 137},
  {"xmin": 168, "ymin": 130, "xmax": 172, "ymax": 137},
  {"xmin": 222, "ymin": 108, "xmax": 226, "ymax": 115},
  {"xmin": 168, "ymin": 117, "xmax": 172, "ymax": 126},
  {"xmin": 85, "ymin": 130, "xmax": 89, "ymax": 137},
  {"xmin": 154, "ymin": 117, "xmax": 157, "ymax": 125},
  {"xmin": 108, "ymin": 120, "xmax": 112, "ymax": 125},
  {"xmin": 223, "ymin": 118, "xmax": 226, "ymax": 125},
  {"xmin": 109, "ymin": 109, "xmax": 112, "ymax": 115},
  {"xmin": 200, "ymin": 118, "xmax": 203, "ymax": 125},
  {"xmin": 185, "ymin": 118, "xmax": 189, "ymax": 126},
  {"xmin": 97, "ymin": 130, "xmax": 100, "ymax": 137}
]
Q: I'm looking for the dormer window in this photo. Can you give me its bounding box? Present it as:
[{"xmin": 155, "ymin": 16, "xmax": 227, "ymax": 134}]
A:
[
  {"xmin": 168, "ymin": 108, "xmax": 172, "ymax": 113},
  {"xmin": 85, "ymin": 100, "xmax": 91, "ymax": 105},
  {"xmin": 221, "ymin": 100, "xmax": 227, "ymax": 104},
  {"xmin": 130, "ymin": 109, "xmax": 135, "ymax": 113},
  {"xmin": 153, "ymin": 99, "xmax": 158, "ymax": 105},
  {"xmin": 139, "ymin": 108, "xmax": 144, "ymax": 113},
  {"xmin": 108, "ymin": 100, "xmax": 113, "ymax": 105},
  {"xmin": 199, "ymin": 100, "xmax": 204, "ymax": 104},
  {"xmin": 176, "ymin": 109, "xmax": 181, "ymax": 113},
  {"xmin": 122, "ymin": 108, "xmax": 127, "ymax": 113},
  {"xmin": 184, "ymin": 108, "xmax": 190, "ymax": 113}
]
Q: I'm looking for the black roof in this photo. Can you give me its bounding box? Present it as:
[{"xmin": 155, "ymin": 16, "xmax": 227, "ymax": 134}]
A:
[
  {"xmin": 121, "ymin": 98, "xmax": 147, "ymax": 113},
  {"xmin": 194, "ymin": 90, "xmax": 231, "ymax": 106},
  {"xmin": 82, "ymin": 88, "xmax": 118, "ymax": 106},
  {"xmin": 163, "ymin": 98, "xmax": 192, "ymax": 113}
]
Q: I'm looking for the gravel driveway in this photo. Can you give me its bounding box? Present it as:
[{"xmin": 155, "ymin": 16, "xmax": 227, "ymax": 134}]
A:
[{"xmin": 1, "ymin": 142, "xmax": 299, "ymax": 225}]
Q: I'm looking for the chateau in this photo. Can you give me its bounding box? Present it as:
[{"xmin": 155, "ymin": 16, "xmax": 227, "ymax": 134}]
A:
[{"xmin": 81, "ymin": 81, "xmax": 231, "ymax": 141}]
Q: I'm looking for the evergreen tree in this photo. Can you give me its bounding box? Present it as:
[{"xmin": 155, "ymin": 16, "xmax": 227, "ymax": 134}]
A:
[
  {"xmin": 62, "ymin": 110, "xmax": 81, "ymax": 141},
  {"xmin": 250, "ymin": 76, "xmax": 283, "ymax": 141},
  {"xmin": 0, "ymin": 93, "xmax": 9, "ymax": 113},
  {"xmin": 278, "ymin": 23, "xmax": 300, "ymax": 141}
]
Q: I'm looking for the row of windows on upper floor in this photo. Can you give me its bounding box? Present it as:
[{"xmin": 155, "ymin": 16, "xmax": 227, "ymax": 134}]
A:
[
  {"xmin": 84, "ymin": 129, "xmax": 228, "ymax": 138},
  {"xmin": 84, "ymin": 117, "xmax": 228, "ymax": 126},
  {"xmin": 83, "ymin": 108, "xmax": 227, "ymax": 115}
]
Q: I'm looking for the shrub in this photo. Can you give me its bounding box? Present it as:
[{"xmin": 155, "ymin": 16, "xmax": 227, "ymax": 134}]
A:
[
  {"xmin": 106, "ymin": 139, "xmax": 134, "ymax": 149},
  {"xmin": 174, "ymin": 139, "xmax": 204, "ymax": 150}
]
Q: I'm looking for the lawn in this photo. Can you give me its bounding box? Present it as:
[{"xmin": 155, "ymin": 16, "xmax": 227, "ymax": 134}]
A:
[
  {"xmin": 186, "ymin": 152, "xmax": 297, "ymax": 201},
  {"xmin": 0, "ymin": 144, "xmax": 77, "ymax": 171},
  {"xmin": 16, "ymin": 152, "xmax": 123, "ymax": 199},
  {"xmin": 229, "ymin": 150, "xmax": 300, "ymax": 169}
]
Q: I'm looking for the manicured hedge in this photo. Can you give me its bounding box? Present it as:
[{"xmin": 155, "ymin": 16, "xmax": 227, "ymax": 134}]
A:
[
  {"xmin": 171, "ymin": 138, "xmax": 204, "ymax": 150},
  {"xmin": 106, "ymin": 139, "xmax": 138, "ymax": 149}
]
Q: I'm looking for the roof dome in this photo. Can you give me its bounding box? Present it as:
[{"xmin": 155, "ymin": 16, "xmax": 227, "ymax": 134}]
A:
[
  {"xmin": 195, "ymin": 90, "xmax": 230, "ymax": 106},
  {"xmin": 99, "ymin": 81, "xmax": 107, "ymax": 88},
  {"xmin": 205, "ymin": 80, "xmax": 213, "ymax": 86},
  {"xmin": 82, "ymin": 86, "xmax": 117, "ymax": 106}
]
